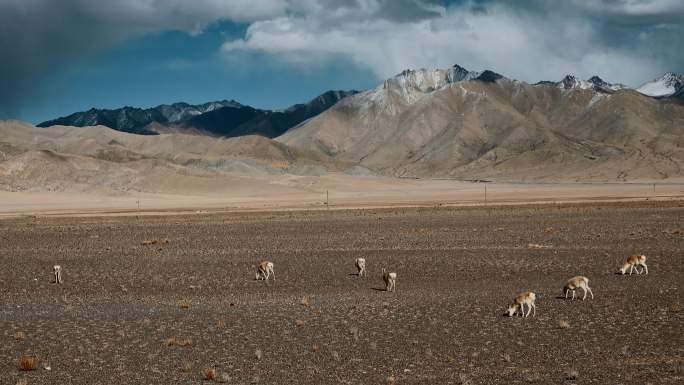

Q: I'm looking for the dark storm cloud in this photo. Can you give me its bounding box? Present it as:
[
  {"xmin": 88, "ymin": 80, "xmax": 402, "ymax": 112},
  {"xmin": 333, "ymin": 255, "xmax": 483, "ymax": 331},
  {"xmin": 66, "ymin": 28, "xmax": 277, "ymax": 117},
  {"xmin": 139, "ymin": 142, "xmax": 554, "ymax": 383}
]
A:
[
  {"xmin": 1, "ymin": 0, "xmax": 683, "ymax": 118},
  {"xmin": 0, "ymin": 0, "xmax": 287, "ymax": 117}
]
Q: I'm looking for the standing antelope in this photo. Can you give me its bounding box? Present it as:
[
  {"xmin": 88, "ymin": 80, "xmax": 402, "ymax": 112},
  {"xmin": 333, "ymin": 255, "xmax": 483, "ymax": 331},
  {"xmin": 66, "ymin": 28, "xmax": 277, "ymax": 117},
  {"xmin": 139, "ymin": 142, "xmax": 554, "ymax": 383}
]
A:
[
  {"xmin": 255, "ymin": 261, "xmax": 275, "ymax": 281},
  {"xmin": 619, "ymin": 255, "xmax": 648, "ymax": 275},
  {"xmin": 53, "ymin": 265, "xmax": 63, "ymax": 284},
  {"xmin": 355, "ymin": 258, "xmax": 367, "ymax": 277},
  {"xmin": 382, "ymin": 268, "xmax": 396, "ymax": 292},
  {"xmin": 563, "ymin": 276, "xmax": 593, "ymax": 300},
  {"xmin": 505, "ymin": 291, "xmax": 536, "ymax": 317}
]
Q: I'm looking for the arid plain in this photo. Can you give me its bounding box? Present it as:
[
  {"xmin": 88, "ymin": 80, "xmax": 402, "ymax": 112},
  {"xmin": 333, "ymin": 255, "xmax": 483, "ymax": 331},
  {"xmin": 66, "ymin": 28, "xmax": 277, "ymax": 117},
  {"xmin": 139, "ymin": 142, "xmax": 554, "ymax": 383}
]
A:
[{"xmin": 1, "ymin": 201, "xmax": 682, "ymax": 384}]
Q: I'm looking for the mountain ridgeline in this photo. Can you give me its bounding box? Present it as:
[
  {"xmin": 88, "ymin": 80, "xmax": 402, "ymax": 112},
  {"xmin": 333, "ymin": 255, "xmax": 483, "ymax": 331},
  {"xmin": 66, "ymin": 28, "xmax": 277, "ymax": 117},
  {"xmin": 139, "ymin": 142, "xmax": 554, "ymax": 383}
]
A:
[
  {"xmin": 38, "ymin": 90, "xmax": 358, "ymax": 138},
  {"xmin": 277, "ymin": 65, "xmax": 684, "ymax": 181},
  {"xmin": 28, "ymin": 64, "xmax": 684, "ymax": 182}
]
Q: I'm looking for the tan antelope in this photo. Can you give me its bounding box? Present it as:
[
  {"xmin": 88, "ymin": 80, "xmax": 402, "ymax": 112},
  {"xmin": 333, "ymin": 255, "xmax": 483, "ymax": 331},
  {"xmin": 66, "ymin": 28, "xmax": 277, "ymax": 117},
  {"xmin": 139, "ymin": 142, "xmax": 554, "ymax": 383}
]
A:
[
  {"xmin": 564, "ymin": 276, "xmax": 593, "ymax": 300},
  {"xmin": 355, "ymin": 258, "xmax": 367, "ymax": 277},
  {"xmin": 255, "ymin": 261, "xmax": 275, "ymax": 281},
  {"xmin": 53, "ymin": 265, "xmax": 63, "ymax": 284},
  {"xmin": 506, "ymin": 291, "xmax": 536, "ymax": 317},
  {"xmin": 382, "ymin": 268, "xmax": 396, "ymax": 292},
  {"xmin": 619, "ymin": 255, "xmax": 648, "ymax": 275}
]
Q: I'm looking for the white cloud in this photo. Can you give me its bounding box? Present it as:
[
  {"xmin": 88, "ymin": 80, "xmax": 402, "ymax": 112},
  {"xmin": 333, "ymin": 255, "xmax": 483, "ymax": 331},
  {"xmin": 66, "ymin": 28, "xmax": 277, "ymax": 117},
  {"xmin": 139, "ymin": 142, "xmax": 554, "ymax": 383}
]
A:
[{"xmin": 222, "ymin": 1, "xmax": 673, "ymax": 86}]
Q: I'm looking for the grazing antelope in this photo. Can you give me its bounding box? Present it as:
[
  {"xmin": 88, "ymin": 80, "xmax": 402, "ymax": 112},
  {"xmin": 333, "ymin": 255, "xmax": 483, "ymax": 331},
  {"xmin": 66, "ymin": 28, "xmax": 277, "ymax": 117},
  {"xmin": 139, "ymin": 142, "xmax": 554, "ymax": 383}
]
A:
[
  {"xmin": 505, "ymin": 291, "xmax": 536, "ymax": 317},
  {"xmin": 564, "ymin": 276, "xmax": 593, "ymax": 300},
  {"xmin": 255, "ymin": 261, "xmax": 275, "ymax": 281},
  {"xmin": 53, "ymin": 265, "xmax": 63, "ymax": 284},
  {"xmin": 382, "ymin": 268, "xmax": 396, "ymax": 292},
  {"xmin": 619, "ymin": 255, "xmax": 648, "ymax": 275},
  {"xmin": 355, "ymin": 258, "xmax": 367, "ymax": 277}
]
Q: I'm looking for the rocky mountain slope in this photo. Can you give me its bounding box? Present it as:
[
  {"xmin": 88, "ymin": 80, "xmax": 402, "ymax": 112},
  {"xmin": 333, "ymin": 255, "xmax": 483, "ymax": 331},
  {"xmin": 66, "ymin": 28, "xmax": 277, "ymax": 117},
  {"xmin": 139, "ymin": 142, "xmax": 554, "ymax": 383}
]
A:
[
  {"xmin": 277, "ymin": 65, "xmax": 684, "ymax": 181},
  {"xmin": 0, "ymin": 120, "xmax": 337, "ymax": 193}
]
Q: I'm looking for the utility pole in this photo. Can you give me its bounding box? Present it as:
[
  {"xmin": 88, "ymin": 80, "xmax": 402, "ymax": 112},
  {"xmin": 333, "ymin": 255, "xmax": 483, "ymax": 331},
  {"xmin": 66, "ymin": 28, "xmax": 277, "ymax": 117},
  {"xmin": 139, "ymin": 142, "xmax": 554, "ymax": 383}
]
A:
[
  {"xmin": 326, "ymin": 190, "xmax": 329, "ymax": 209},
  {"xmin": 484, "ymin": 184, "xmax": 487, "ymax": 205}
]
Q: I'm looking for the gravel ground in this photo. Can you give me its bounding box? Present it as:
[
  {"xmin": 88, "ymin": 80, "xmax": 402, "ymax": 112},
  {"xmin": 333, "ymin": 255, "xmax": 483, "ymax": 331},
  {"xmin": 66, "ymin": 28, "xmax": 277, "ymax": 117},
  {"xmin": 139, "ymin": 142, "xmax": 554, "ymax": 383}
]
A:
[{"xmin": 1, "ymin": 201, "xmax": 682, "ymax": 384}]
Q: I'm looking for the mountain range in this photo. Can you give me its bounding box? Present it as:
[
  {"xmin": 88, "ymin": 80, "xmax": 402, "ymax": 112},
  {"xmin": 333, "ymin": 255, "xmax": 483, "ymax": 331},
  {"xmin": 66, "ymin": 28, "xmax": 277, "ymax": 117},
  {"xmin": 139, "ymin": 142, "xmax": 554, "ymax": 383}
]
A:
[
  {"xmin": 278, "ymin": 65, "xmax": 684, "ymax": 180},
  {"xmin": 8, "ymin": 64, "xmax": 684, "ymax": 186},
  {"xmin": 38, "ymin": 90, "xmax": 358, "ymax": 138}
]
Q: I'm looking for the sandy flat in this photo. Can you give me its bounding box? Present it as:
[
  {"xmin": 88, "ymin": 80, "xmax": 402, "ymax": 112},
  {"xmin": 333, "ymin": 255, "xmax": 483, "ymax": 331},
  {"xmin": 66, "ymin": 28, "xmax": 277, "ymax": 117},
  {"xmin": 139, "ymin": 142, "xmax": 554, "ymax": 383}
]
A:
[{"xmin": 1, "ymin": 173, "xmax": 683, "ymax": 217}]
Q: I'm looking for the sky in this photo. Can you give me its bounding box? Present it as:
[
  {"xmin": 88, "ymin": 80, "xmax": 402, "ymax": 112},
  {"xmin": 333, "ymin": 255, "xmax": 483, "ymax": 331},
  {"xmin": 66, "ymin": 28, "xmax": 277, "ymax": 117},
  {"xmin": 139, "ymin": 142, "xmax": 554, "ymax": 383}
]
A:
[{"xmin": 1, "ymin": 0, "xmax": 683, "ymax": 124}]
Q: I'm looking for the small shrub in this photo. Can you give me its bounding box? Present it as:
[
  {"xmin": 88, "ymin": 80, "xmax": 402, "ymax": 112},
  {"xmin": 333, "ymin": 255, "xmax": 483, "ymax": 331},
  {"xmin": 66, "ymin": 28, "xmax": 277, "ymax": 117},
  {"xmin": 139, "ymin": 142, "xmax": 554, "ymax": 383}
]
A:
[
  {"xmin": 219, "ymin": 373, "xmax": 231, "ymax": 383},
  {"xmin": 457, "ymin": 373, "xmax": 473, "ymax": 385},
  {"xmin": 181, "ymin": 338, "xmax": 193, "ymax": 347},
  {"xmin": 300, "ymin": 296, "xmax": 310, "ymax": 306},
  {"xmin": 178, "ymin": 300, "xmax": 190, "ymax": 311},
  {"xmin": 559, "ymin": 320, "xmax": 570, "ymax": 329},
  {"xmin": 670, "ymin": 303, "xmax": 681, "ymax": 313},
  {"xmin": 15, "ymin": 331, "xmax": 26, "ymax": 341},
  {"xmin": 255, "ymin": 349, "xmax": 263, "ymax": 360},
  {"xmin": 141, "ymin": 239, "xmax": 159, "ymax": 246},
  {"xmin": 387, "ymin": 375, "xmax": 396, "ymax": 385},
  {"xmin": 16, "ymin": 378, "xmax": 28, "ymax": 385},
  {"xmin": 216, "ymin": 319, "xmax": 225, "ymax": 328},
  {"xmin": 565, "ymin": 368, "xmax": 578, "ymax": 380},
  {"xmin": 202, "ymin": 368, "xmax": 217, "ymax": 381},
  {"xmin": 350, "ymin": 326, "xmax": 359, "ymax": 341},
  {"xmin": 295, "ymin": 319, "xmax": 305, "ymax": 327},
  {"xmin": 527, "ymin": 243, "xmax": 550, "ymax": 249},
  {"xmin": 18, "ymin": 356, "xmax": 37, "ymax": 371},
  {"xmin": 142, "ymin": 318, "xmax": 152, "ymax": 327},
  {"xmin": 311, "ymin": 343, "xmax": 320, "ymax": 353},
  {"xmin": 181, "ymin": 361, "xmax": 192, "ymax": 373}
]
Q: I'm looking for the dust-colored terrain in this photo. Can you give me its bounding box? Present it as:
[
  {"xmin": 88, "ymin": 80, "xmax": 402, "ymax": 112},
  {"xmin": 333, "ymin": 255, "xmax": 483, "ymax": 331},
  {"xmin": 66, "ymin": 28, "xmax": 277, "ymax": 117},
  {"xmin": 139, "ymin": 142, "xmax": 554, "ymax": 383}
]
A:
[{"xmin": 1, "ymin": 201, "xmax": 682, "ymax": 384}]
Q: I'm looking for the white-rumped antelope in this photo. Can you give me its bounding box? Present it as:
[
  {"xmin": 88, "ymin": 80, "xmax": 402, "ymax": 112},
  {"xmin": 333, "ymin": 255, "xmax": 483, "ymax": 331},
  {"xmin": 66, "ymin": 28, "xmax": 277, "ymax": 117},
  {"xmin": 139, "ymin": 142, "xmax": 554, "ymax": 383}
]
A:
[
  {"xmin": 53, "ymin": 265, "xmax": 63, "ymax": 284},
  {"xmin": 619, "ymin": 255, "xmax": 648, "ymax": 275},
  {"xmin": 564, "ymin": 276, "xmax": 593, "ymax": 300},
  {"xmin": 382, "ymin": 268, "xmax": 396, "ymax": 292},
  {"xmin": 506, "ymin": 291, "xmax": 536, "ymax": 317},
  {"xmin": 355, "ymin": 258, "xmax": 366, "ymax": 277},
  {"xmin": 255, "ymin": 261, "xmax": 275, "ymax": 281}
]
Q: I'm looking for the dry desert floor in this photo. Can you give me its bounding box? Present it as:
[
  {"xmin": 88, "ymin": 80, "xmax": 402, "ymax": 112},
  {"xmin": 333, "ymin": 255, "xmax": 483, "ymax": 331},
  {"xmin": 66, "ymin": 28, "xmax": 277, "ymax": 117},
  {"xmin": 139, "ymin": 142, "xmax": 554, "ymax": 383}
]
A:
[{"xmin": 1, "ymin": 201, "xmax": 683, "ymax": 384}]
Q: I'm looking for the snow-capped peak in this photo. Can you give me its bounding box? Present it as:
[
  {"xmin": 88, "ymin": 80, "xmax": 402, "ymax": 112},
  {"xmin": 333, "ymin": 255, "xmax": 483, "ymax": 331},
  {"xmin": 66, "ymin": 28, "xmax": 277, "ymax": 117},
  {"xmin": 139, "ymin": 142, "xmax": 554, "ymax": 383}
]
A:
[
  {"xmin": 558, "ymin": 75, "xmax": 593, "ymax": 90},
  {"xmin": 555, "ymin": 75, "xmax": 626, "ymax": 93},
  {"xmin": 389, "ymin": 64, "xmax": 483, "ymax": 94},
  {"xmin": 636, "ymin": 72, "xmax": 684, "ymax": 97},
  {"xmin": 447, "ymin": 64, "xmax": 481, "ymax": 83}
]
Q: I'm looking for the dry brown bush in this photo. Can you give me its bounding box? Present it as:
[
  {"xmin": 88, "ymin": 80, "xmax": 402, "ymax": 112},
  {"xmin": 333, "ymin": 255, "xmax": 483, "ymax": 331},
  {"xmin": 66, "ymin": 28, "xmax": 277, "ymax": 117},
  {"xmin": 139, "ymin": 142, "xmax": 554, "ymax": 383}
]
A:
[
  {"xmin": 165, "ymin": 336, "xmax": 177, "ymax": 347},
  {"xmin": 15, "ymin": 331, "xmax": 26, "ymax": 341},
  {"xmin": 18, "ymin": 356, "xmax": 37, "ymax": 371},
  {"xmin": 559, "ymin": 320, "xmax": 570, "ymax": 329},
  {"xmin": 202, "ymin": 368, "xmax": 217, "ymax": 381},
  {"xmin": 181, "ymin": 361, "xmax": 192, "ymax": 373}
]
